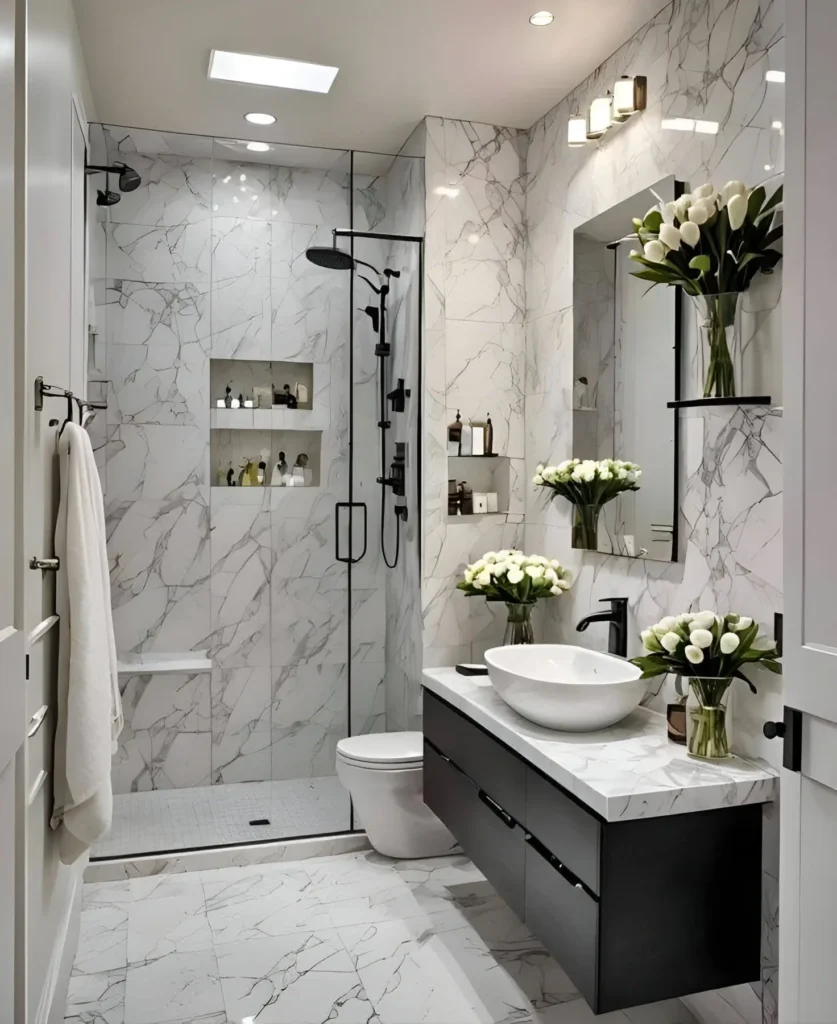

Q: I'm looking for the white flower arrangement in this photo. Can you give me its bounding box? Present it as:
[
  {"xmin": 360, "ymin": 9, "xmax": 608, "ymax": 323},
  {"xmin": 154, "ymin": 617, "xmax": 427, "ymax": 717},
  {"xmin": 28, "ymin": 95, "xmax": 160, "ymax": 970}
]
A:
[
  {"xmin": 533, "ymin": 458, "xmax": 642, "ymax": 507},
  {"xmin": 629, "ymin": 181, "xmax": 783, "ymax": 295},
  {"xmin": 457, "ymin": 550, "xmax": 573, "ymax": 604},
  {"xmin": 632, "ymin": 610, "xmax": 781, "ymax": 686}
]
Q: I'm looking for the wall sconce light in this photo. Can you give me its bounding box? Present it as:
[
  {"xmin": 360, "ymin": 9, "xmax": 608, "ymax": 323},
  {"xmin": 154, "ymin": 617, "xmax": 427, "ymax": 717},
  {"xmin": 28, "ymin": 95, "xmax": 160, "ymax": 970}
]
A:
[
  {"xmin": 567, "ymin": 115, "xmax": 588, "ymax": 147},
  {"xmin": 587, "ymin": 94, "xmax": 613, "ymax": 139},
  {"xmin": 612, "ymin": 75, "xmax": 647, "ymax": 121},
  {"xmin": 566, "ymin": 73, "xmax": 647, "ymax": 147}
]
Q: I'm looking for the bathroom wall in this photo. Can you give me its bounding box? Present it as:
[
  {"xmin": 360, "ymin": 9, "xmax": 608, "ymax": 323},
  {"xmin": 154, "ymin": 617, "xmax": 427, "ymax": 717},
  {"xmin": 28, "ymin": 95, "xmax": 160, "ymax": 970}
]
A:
[
  {"xmin": 421, "ymin": 116, "xmax": 529, "ymax": 696},
  {"xmin": 522, "ymin": 1, "xmax": 784, "ymax": 1018},
  {"xmin": 92, "ymin": 127, "xmax": 420, "ymax": 799}
]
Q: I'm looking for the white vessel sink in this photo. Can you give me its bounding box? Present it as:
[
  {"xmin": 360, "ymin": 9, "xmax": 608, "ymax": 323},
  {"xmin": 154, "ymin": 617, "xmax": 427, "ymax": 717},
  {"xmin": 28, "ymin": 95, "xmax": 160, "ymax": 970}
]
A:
[{"xmin": 484, "ymin": 644, "xmax": 646, "ymax": 732}]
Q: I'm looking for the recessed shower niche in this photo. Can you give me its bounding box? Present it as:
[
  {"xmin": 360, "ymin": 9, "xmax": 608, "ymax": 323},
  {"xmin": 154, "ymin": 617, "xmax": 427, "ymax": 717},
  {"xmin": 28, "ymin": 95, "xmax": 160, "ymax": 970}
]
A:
[{"xmin": 211, "ymin": 428, "xmax": 323, "ymax": 488}]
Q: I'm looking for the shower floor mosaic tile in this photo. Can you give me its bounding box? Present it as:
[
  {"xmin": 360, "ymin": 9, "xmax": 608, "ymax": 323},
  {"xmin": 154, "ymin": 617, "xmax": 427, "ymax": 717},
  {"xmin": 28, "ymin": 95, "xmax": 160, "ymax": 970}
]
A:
[
  {"xmin": 66, "ymin": 850, "xmax": 698, "ymax": 1024},
  {"xmin": 94, "ymin": 776, "xmax": 349, "ymax": 859}
]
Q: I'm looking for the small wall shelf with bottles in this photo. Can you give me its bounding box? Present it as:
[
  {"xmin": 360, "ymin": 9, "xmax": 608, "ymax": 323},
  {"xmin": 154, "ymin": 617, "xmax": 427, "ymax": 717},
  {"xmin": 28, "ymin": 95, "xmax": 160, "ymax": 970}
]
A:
[{"xmin": 211, "ymin": 428, "xmax": 322, "ymax": 489}]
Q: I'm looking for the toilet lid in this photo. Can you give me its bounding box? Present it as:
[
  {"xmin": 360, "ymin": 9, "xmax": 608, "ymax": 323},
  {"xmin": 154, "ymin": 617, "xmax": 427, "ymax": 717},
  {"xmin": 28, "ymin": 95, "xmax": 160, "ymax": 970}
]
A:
[{"xmin": 336, "ymin": 732, "xmax": 424, "ymax": 767}]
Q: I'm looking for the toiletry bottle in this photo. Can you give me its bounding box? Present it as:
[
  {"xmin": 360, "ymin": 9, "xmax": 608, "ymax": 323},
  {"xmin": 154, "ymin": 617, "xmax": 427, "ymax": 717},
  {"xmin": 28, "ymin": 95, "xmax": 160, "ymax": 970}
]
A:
[
  {"xmin": 295, "ymin": 382, "xmax": 309, "ymax": 406},
  {"xmin": 283, "ymin": 384, "xmax": 297, "ymax": 409},
  {"xmin": 271, "ymin": 450, "xmax": 289, "ymax": 487},
  {"xmin": 460, "ymin": 481, "xmax": 473, "ymax": 515},
  {"xmin": 459, "ymin": 420, "xmax": 473, "ymax": 456},
  {"xmin": 226, "ymin": 464, "xmax": 235, "ymax": 487},
  {"xmin": 447, "ymin": 411, "xmax": 462, "ymax": 457},
  {"xmin": 224, "ymin": 385, "xmax": 232, "ymax": 409},
  {"xmin": 485, "ymin": 414, "xmax": 494, "ymax": 456},
  {"xmin": 257, "ymin": 447, "xmax": 269, "ymax": 486},
  {"xmin": 470, "ymin": 417, "xmax": 486, "ymax": 456},
  {"xmin": 238, "ymin": 393, "xmax": 244, "ymax": 409}
]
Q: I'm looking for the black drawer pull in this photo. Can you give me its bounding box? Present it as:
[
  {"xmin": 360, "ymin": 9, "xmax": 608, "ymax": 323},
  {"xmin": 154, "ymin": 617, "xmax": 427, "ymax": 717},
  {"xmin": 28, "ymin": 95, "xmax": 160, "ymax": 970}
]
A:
[
  {"xmin": 478, "ymin": 790, "xmax": 515, "ymax": 828},
  {"xmin": 525, "ymin": 832, "xmax": 597, "ymax": 900}
]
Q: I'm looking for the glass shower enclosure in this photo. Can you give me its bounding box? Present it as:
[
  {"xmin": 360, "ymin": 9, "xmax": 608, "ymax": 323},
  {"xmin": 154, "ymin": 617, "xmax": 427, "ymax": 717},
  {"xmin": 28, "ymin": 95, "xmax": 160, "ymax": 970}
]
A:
[{"xmin": 87, "ymin": 125, "xmax": 424, "ymax": 857}]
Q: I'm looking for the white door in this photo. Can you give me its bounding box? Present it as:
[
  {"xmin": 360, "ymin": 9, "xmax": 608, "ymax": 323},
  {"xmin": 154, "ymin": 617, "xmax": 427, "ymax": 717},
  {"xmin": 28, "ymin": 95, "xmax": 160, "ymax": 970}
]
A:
[
  {"xmin": 781, "ymin": 2, "xmax": 837, "ymax": 1020},
  {"xmin": 0, "ymin": 0, "xmax": 27, "ymax": 1020}
]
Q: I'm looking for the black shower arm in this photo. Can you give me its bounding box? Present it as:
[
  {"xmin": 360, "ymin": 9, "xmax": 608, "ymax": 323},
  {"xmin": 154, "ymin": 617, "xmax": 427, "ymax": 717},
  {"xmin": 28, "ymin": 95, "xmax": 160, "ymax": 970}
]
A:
[{"xmin": 85, "ymin": 163, "xmax": 130, "ymax": 176}]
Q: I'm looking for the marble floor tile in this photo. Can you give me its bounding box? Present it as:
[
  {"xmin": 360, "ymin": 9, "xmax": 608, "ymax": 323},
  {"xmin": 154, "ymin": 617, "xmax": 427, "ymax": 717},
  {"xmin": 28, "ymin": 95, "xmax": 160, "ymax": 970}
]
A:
[
  {"xmin": 127, "ymin": 886, "xmax": 213, "ymax": 965},
  {"xmin": 202, "ymin": 865, "xmax": 333, "ymax": 943},
  {"xmin": 216, "ymin": 930, "xmax": 373, "ymax": 1024},
  {"xmin": 73, "ymin": 903, "xmax": 129, "ymax": 976},
  {"xmin": 69, "ymin": 852, "xmax": 698, "ymax": 1024},
  {"xmin": 123, "ymin": 950, "xmax": 224, "ymax": 1024},
  {"xmin": 65, "ymin": 967, "xmax": 126, "ymax": 1024}
]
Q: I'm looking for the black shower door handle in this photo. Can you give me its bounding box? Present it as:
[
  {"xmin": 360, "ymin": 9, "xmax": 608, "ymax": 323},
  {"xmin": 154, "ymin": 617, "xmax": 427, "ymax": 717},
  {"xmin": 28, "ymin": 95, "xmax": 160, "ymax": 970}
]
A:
[{"xmin": 335, "ymin": 502, "xmax": 368, "ymax": 564}]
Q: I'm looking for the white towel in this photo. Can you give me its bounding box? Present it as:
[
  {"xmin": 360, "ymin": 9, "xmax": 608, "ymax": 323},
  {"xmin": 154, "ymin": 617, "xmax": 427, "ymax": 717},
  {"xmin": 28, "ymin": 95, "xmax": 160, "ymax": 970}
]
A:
[{"xmin": 51, "ymin": 422, "xmax": 122, "ymax": 864}]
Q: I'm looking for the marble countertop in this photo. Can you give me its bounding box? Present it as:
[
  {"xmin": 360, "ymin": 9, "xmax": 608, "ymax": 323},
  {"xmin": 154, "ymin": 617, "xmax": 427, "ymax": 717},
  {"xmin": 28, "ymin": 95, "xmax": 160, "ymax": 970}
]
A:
[{"xmin": 422, "ymin": 668, "xmax": 778, "ymax": 822}]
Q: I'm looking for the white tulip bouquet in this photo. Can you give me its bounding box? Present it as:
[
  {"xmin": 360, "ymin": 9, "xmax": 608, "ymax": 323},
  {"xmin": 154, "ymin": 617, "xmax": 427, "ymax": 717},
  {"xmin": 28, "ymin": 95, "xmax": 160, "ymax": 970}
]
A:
[
  {"xmin": 631, "ymin": 611, "xmax": 781, "ymax": 759},
  {"xmin": 457, "ymin": 550, "xmax": 573, "ymax": 602},
  {"xmin": 533, "ymin": 459, "xmax": 642, "ymax": 550},
  {"xmin": 629, "ymin": 180, "xmax": 783, "ymax": 398},
  {"xmin": 457, "ymin": 550, "xmax": 573, "ymax": 645}
]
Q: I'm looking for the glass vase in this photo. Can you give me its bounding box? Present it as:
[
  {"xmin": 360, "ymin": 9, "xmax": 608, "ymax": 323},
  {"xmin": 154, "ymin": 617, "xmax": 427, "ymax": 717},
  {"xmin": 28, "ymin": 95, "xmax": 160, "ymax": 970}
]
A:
[
  {"xmin": 686, "ymin": 677, "xmax": 733, "ymax": 761},
  {"xmin": 572, "ymin": 504, "xmax": 601, "ymax": 551},
  {"xmin": 692, "ymin": 292, "xmax": 743, "ymax": 399},
  {"xmin": 504, "ymin": 603, "xmax": 535, "ymax": 645}
]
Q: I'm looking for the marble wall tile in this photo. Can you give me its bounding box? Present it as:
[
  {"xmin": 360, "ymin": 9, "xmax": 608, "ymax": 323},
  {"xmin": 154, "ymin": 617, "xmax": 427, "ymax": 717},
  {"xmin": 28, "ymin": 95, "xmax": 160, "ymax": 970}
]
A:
[
  {"xmin": 208, "ymin": 498, "xmax": 273, "ymax": 669},
  {"xmin": 106, "ymin": 222, "xmax": 211, "ymax": 285},
  {"xmin": 211, "ymin": 216, "xmax": 271, "ymax": 281},
  {"xmin": 271, "ymin": 164, "xmax": 351, "ymax": 227},
  {"xmin": 213, "ymin": 159, "xmax": 276, "ymax": 220},
  {"xmin": 209, "ymin": 271, "xmax": 272, "ymax": 360},
  {"xmin": 444, "ymin": 320, "xmax": 525, "ymax": 459},
  {"xmin": 112, "ymin": 673, "xmax": 212, "ymax": 794},
  {"xmin": 271, "ymin": 222, "xmax": 350, "ymax": 363},
  {"xmin": 271, "ymin": 664, "xmax": 347, "ymax": 781},
  {"xmin": 105, "ymin": 425, "xmax": 208, "ymax": 501},
  {"xmin": 211, "ymin": 667, "xmax": 272, "ymax": 785},
  {"xmin": 270, "ymin": 571, "xmax": 349, "ymax": 669}
]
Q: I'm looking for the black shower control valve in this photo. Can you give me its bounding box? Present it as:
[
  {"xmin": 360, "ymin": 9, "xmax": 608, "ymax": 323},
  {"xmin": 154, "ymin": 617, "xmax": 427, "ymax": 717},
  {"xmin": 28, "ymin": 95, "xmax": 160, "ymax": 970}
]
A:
[
  {"xmin": 378, "ymin": 418, "xmax": 391, "ymax": 429},
  {"xmin": 395, "ymin": 505, "xmax": 408, "ymax": 522},
  {"xmin": 384, "ymin": 268, "xmax": 401, "ymax": 279},
  {"xmin": 388, "ymin": 378, "xmax": 410, "ymax": 414}
]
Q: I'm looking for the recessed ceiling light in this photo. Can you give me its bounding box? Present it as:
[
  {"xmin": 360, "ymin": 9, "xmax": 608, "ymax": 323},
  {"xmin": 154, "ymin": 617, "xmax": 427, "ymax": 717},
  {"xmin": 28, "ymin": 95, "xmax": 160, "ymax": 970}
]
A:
[
  {"xmin": 765, "ymin": 70, "xmax": 785, "ymax": 83},
  {"xmin": 244, "ymin": 112, "xmax": 276, "ymax": 126},
  {"xmin": 209, "ymin": 50, "xmax": 339, "ymax": 93},
  {"xmin": 529, "ymin": 10, "xmax": 554, "ymax": 26},
  {"xmin": 246, "ymin": 141, "xmax": 271, "ymax": 152}
]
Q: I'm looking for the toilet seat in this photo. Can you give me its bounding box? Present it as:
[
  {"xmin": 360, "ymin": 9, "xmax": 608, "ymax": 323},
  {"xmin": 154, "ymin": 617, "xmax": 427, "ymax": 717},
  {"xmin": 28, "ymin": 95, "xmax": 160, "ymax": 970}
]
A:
[{"xmin": 336, "ymin": 732, "xmax": 424, "ymax": 771}]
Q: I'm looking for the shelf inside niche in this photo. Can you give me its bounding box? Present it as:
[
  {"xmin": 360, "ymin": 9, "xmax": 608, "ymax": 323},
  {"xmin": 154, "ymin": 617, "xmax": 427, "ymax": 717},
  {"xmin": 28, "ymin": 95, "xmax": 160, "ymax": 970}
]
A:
[
  {"xmin": 211, "ymin": 427, "xmax": 322, "ymax": 489},
  {"xmin": 447, "ymin": 454, "xmax": 511, "ymax": 518},
  {"xmin": 667, "ymin": 396, "xmax": 772, "ymax": 410},
  {"xmin": 210, "ymin": 357, "xmax": 316, "ymax": 412}
]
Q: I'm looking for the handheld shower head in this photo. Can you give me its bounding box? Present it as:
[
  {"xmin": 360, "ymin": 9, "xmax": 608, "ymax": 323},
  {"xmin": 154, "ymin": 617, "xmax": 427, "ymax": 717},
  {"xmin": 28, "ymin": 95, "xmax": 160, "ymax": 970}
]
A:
[
  {"xmin": 96, "ymin": 174, "xmax": 121, "ymax": 206},
  {"xmin": 115, "ymin": 162, "xmax": 142, "ymax": 192}
]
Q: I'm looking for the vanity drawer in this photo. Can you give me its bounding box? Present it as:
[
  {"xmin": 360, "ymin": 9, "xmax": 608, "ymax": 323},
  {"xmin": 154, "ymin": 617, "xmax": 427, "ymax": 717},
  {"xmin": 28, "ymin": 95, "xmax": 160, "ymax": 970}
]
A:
[
  {"xmin": 423, "ymin": 690, "xmax": 526, "ymax": 822},
  {"xmin": 526, "ymin": 767, "xmax": 601, "ymax": 894},
  {"xmin": 424, "ymin": 740, "xmax": 525, "ymax": 919},
  {"xmin": 524, "ymin": 835, "xmax": 599, "ymax": 1010}
]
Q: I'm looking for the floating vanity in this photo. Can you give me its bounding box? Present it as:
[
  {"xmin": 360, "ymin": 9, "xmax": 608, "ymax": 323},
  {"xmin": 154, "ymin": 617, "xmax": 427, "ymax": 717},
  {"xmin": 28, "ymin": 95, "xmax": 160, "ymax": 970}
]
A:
[{"xmin": 422, "ymin": 668, "xmax": 777, "ymax": 1014}]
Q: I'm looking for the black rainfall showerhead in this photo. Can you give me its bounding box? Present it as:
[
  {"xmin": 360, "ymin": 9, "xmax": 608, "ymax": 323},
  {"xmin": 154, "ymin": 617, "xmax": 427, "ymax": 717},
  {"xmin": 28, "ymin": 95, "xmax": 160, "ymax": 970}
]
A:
[
  {"xmin": 115, "ymin": 162, "xmax": 142, "ymax": 192},
  {"xmin": 305, "ymin": 246, "xmax": 355, "ymax": 271}
]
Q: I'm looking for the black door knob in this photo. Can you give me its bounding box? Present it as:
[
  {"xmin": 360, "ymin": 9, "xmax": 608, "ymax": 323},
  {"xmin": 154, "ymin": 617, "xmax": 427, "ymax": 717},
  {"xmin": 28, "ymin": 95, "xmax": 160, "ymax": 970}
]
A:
[{"xmin": 763, "ymin": 720, "xmax": 786, "ymax": 740}]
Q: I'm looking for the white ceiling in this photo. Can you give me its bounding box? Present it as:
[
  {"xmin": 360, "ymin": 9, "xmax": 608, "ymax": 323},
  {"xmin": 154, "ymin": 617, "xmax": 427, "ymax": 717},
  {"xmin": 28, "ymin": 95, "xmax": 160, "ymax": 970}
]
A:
[{"xmin": 74, "ymin": 0, "xmax": 666, "ymax": 155}]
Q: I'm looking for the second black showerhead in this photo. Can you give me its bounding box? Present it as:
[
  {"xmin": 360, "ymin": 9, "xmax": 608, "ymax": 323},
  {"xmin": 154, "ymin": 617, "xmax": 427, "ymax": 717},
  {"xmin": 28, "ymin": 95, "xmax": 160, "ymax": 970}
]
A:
[
  {"xmin": 86, "ymin": 162, "xmax": 143, "ymax": 200},
  {"xmin": 115, "ymin": 162, "xmax": 142, "ymax": 192}
]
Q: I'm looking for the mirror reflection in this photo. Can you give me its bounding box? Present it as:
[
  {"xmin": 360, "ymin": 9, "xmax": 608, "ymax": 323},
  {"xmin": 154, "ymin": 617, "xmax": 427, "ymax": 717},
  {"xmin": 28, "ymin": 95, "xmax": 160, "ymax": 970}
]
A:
[{"xmin": 572, "ymin": 176, "xmax": 681, "ymax": 562}]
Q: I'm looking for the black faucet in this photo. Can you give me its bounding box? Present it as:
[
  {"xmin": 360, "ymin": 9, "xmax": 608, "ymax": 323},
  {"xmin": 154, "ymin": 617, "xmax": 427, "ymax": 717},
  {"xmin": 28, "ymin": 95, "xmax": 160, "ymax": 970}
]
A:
[{"xmin": 576, "ymin": 598, "xmax": 629, "ymax": 658}]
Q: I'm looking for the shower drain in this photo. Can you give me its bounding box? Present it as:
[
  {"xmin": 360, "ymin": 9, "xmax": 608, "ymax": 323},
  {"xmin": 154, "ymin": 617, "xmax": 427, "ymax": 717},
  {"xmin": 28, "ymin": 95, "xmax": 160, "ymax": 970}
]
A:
[{"xmin": 249, "ymin": 818, "xmax": 270, "ymax": 826}]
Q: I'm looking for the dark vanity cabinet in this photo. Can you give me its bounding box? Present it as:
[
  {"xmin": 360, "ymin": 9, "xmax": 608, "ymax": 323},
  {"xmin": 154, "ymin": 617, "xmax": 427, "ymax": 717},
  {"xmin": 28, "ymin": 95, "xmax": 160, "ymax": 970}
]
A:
[{"xmin": 423, "ymin": 690, "xmax": 764, "ymax": 1014}]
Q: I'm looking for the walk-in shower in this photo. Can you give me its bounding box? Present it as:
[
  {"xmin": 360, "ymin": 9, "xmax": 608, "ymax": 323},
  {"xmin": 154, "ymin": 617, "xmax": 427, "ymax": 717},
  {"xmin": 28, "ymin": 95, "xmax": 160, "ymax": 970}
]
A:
[{"xmin": 87, "ymin": 126, "xmax": 425, "ymax": 859}]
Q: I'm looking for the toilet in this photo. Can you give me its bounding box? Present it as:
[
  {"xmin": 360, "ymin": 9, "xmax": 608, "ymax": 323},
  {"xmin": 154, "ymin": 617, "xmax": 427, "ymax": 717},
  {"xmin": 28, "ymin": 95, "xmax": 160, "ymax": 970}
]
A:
[{"xmin": 335, "ymin": 732, "xmax": 456, "ymax": 859}]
